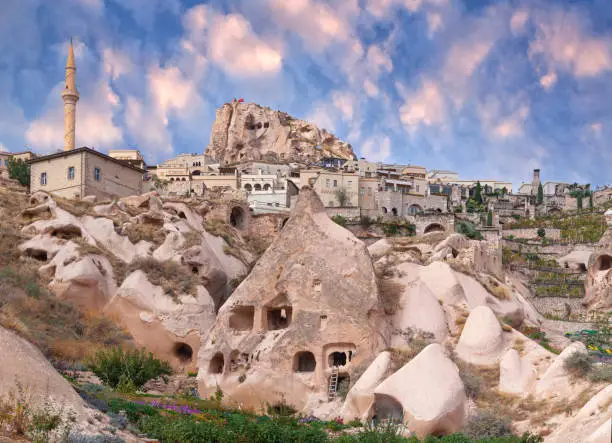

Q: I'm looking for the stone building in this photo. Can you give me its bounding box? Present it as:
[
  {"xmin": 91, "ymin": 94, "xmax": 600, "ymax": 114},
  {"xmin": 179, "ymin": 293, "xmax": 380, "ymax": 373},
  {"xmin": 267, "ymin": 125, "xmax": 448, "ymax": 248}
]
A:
[
  {"xmin": 108, "ymin": 149, "xmax": 147, "ymax": 169},
  {"xmin": 27, "ymin": 42, "xmax": 144, "ymax": 200},
  {"xmin": 300, "ymin": 169, "xmax": 360, "ymax": 207},
  {"xmin": 0, "ymin": 151, "xmax": 8, "ymax": 178},
  {"xmin": 29, "ymin": 147, "xmax": 143, "ymax": 200}
]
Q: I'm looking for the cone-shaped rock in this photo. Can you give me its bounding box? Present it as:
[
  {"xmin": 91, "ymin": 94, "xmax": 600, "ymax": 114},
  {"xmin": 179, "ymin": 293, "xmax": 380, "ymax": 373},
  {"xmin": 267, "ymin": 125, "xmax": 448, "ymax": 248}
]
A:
[{"xmin": 197, "ymin": 187, "xmax": 383, "ymax": 410}]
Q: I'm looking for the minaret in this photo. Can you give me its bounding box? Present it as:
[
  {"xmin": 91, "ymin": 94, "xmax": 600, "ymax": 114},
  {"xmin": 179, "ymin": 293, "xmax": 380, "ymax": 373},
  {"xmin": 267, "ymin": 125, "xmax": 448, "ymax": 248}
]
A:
[{"xmin": 62, "ymin": 39, "xmax": 79, "ymax": 151}]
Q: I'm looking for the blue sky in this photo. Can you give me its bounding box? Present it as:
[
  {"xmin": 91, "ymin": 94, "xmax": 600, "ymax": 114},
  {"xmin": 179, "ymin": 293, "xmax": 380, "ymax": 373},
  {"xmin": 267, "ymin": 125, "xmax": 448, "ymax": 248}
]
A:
[{"xmin": 1, "ymin": 0, "xmax": 611, "ymax": 189}]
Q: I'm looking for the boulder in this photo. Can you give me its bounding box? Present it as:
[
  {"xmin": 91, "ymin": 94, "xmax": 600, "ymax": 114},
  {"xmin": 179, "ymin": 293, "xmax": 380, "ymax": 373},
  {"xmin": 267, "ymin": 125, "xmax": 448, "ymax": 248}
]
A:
[
  {"xmin": 456, "ymin": 306, "xmax": 505, "ymax": 365},
  {"xmin": 535, "ymin": 342, "xmax": 588, "ymax": 399},
  {"xmin": 18, "ymin": 235, "xmax": 65, "ymax": 261},
  {"xmin": 557, "ymin": 249, "xmax": 592, "ymax": 271},
  {"xmin": 368, "ymin": 239, "xmax": 392, "ymax": 258},
  {"xmin": 163, "ymin": 202, "xmax": 204, "ymax": 232},
  {"xmin": 118, "ymin": 191, "xmax": 160, "ymax": 209},
  {"xmin": 498, "ymin": 349, "xmax": 536, "ymax": 395},
  {"xmin": 394, "ymin": 281, "xmax": 448, "ymax": 341},
  {"xmin": 153, "ymin": 230, "xmax": 186, "ymax": 262},
  {"xmin": 0, "ymin": 326, "xmax": 88, "ymax": 422},
  {"xmin": 197, "ymin": 187, "xmax": 383, "ymax": 410},
  {"xmin": 341, "ymin": 351, "xmax": 392, "ymax": 421},
  {"xmin": 81, "ymin": 195, "xmax": 97, "ymax": 203},
  {"xmin": 433, "ymin": 233, "xmax": 470, "ymax": 254},
  {"xmin": 583, "ymin": 252, "xmax": 612, "ymax": 310},
  {"xmin": 373, "ymin": 344, "xmax": 466, "ymax": 438}
]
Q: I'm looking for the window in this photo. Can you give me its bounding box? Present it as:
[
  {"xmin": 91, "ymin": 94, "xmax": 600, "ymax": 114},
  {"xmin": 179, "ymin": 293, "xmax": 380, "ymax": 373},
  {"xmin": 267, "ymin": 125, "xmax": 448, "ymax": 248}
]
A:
[
  {"xmin": 326, "ymin": 179, "xmax": 330, "ymax": 188},
  {"xmin": 40, "ymin": 172, "xmax": 47, "ymax": 186},
  {"xmin": 333, "ymin": 180, "xmax": 338, "ymax": 187},
  {"xmin": 67, "ymin": 166, "xmax": 75, "ymax": 180},
  {"xmin": 94, "ymin": 167, "xmax": 101, "ymax": 181},
  {"xmin": 416, "ymin": 185, "xmax": 420, "ymax": 192}
]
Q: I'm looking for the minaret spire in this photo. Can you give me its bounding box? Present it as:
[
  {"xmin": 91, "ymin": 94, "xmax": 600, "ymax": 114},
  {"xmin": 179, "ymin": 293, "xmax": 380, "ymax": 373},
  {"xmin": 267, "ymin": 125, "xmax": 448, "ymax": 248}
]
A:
[{"xmin": 62, "ymin": 38, "xmax": 79, "ymax": 151}]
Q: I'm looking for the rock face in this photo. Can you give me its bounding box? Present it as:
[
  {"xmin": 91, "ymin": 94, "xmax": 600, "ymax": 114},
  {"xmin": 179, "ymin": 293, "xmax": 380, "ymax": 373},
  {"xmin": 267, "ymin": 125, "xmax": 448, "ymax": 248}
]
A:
[
  {"xmin": 0, "ymin": 326, "xmax": 88, "ymax": 421},
  {"xmin": 535, "ymin": 342, "xmax": 588, "ymax": 399},
  {"xmin": 583, "ymin": 252, "xmax": 612, "ymax": 310},
  {"xmin": 545, "ymin": 384, "xmax": 612, "ymax": 443},
  {"xmin": 197, "ymin": 187, "xmax": 383, "ymax": 410},
  {"xmin": 373, "ymin": 344, "xmax": 466, "ymax": 438},
  {"xmin": 205, "ymin": 101, "xmax": 356, "ymax": 164},
  {"xmin": 456, "ymin": 306, "xmax": 505, "ymax": 365}
]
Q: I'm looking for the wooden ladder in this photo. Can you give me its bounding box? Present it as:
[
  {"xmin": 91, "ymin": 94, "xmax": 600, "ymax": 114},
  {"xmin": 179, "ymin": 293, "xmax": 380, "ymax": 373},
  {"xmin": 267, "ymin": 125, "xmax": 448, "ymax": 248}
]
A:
[{"xmin": 328, "ymin": 366, "xmax": 339, "ymax": 402}]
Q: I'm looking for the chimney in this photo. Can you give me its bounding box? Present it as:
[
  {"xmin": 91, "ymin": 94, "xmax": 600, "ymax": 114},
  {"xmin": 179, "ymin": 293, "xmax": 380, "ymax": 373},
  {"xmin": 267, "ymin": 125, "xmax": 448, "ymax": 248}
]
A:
[{"xmin": 533, "ymin": 169, "xmax": 540, "ymax": 183}]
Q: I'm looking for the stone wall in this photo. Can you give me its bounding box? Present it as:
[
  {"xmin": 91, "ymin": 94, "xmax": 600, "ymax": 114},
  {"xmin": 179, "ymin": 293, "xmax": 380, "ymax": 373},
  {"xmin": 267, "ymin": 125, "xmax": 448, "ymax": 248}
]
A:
[
  {"xmin": 404, "ymin": 213, "xmax": 454, "ymax": 235},
  {"xmin": 474, "ymin": 240, "xmax": 503, "ymax": 279},
  {"xmin": 502, "ymin": 227, "xmax": 561, "ymax": 240},
  {"xmin": 248, "ymin": 213, "xmax": 287, "ymax": 240},
  {"xmin": 326, "ymin": 206, "xmax": 361, "ymax": 221},
  {"xmin": 376, "ymin": 191, "xmax": 447, "ymax": 216}
]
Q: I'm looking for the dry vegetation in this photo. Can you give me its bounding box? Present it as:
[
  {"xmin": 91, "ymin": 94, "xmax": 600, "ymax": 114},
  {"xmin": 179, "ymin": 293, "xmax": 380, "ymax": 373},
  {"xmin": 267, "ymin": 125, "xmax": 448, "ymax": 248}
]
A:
[
  {"xmin": 127, "ymin": 257, "xmax": 199, "ymax": 299},
  {"xmin": 124, "ymin": 222, "xmax": 166, "ymax": 246},
  {"xmin": 390, "ymin": 231, "xmax": 448, "ymax": 248}
]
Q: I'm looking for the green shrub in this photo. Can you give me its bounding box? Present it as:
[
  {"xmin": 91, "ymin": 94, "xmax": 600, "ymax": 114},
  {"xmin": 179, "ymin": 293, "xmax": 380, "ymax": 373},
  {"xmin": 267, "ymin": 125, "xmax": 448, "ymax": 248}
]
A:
[
  {"xmin": 456, "ymin": 221, "xmax": 483, "ymax": 240},
  {"xmin": 86, "ymin": 347, "xmax": 172, "ymax": 391},
  {"xmin": 459, "ymin": 370, "xmax": 483, "ymax": 399},
  {"xmin": 7, "ymin": 157, "xmax": 30, "ymax": 187},
  {"xmin": 360, "ymin": 216, "xmax": 374, "ymax": 228},
  {"xmin": 464, "ymin": 410, "xmax": 513, "ymax": 440},
  {"xmin": 537, "ymin": 228, "xmax": 545, "ymax": 238},
  {"xmin": 68, "ymin": 433, "xmax": 125, "ymax": 443},
  {"xmin": 332, "ymin": 215, "xmax": 347, "ymax": 227},
  {"xmin": 563, "ymin": 352, "xmax": 593, "ymax": 378}
]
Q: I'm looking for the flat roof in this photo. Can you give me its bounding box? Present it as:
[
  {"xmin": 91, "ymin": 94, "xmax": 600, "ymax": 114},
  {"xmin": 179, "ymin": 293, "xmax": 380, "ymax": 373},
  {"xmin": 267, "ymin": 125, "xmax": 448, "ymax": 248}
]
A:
[{"xmin": 28, "ymin": 147, "xmax": 145, "ymax": 173}]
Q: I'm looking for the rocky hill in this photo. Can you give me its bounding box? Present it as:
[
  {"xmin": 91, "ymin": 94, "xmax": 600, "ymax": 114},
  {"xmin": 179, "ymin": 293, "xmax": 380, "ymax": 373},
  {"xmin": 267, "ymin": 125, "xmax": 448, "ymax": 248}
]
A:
[
  {"xmin": 205, "ymin": 101, "xmax": 356, "ymax": 165},
  {"xmin": 0, "ymin": 180, "xmax": 610, "ymax": 442}
]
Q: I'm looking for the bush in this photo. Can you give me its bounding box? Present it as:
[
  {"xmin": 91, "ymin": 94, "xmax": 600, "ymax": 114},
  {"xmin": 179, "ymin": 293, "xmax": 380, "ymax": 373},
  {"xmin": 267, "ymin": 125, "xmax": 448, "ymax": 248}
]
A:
[
  {"xmin": 332, "ymin": 215, "xmax": 347, "ymax": 227},
  {"xmin": 537, "ymin": 228, "xmax": 546, "ymax": 238},
  {"xmin": 563, "ymin": 352, "xmax": 593, "ymax": 378},
  {"xmin": 86, "ymin": 347, "xmax": 172, "ymax": 391},
  {"xmin": 588, "ymin": 364, "xmax": 612, "ymax": 383},
  {"xmin": 459, "ymin": 370, "xmax": 484, "ymax": 399},
  {"xmin": 456, "ymin": 221, "xmax": 483, "ymax": 240},
  {"xmin": 7, "ymin": 157, "xmax": 30, "ymax": 187},
  {"xmin": 464, "ymin": 410, "xmax": 513, "ymax": 439},
  {"xmin": 360, "ymin": 216, "xmax": 374, "ymax": 228}
]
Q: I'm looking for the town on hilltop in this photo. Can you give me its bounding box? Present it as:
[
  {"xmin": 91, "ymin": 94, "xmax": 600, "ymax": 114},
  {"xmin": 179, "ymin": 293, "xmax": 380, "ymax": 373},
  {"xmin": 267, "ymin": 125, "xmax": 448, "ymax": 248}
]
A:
[{"xmin": 0, "ymin": 38, "xmax": 611, "ymax": 443}]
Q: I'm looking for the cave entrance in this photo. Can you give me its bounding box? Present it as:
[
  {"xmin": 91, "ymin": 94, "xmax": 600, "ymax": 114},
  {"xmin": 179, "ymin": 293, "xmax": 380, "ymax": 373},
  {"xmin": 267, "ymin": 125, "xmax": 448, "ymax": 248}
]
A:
[
  {"xmin": 230, "ymin": 206, "xmax": 246, "ymax": 229},
  {"xmin": 173, "ymin": 342, "xmax": 193, "ymax": 363},
  {"xmin": 373, "ymin": 394, "xmax": 404, "ymax": 421},
  {"xmin": 209, "ymin": 352, "xmax": 224, "ymax": 374},
  {"xmin": 329, "ymin": 352, "xmax": 347, "ymax": 367}
]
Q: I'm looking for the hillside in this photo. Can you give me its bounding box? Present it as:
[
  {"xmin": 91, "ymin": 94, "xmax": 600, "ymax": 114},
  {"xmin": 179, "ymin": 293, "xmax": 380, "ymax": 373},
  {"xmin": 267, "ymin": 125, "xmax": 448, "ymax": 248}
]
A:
[{"xmin": 0, "ymin": 182, "xmax": 610, "ymax": 442}]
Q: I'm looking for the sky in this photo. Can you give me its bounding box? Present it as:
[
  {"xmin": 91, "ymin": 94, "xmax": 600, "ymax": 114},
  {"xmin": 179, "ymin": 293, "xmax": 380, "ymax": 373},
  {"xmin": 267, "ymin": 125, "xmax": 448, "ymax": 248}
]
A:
[{"xmin": 1, "ymin": 0, "xmax": 611, "ymax": 190}]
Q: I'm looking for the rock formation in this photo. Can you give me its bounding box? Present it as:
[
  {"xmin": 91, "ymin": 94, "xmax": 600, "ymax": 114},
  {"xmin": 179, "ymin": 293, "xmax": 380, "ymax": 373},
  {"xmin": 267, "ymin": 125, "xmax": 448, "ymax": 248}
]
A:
[
  {"xmin": 456, "ymin": 305, "xmax": 506, "ymax": 365},
  {"xmin": 197, "ymin": 187, "xmax": 384, "ymax": 410},
  {"xmin": 498, "ymin": 349, "xmax": 536, "ymax": 395},
  {"xmin": 584, "ymin": 251, "xmax": 612, "ymax": 311},
  {"xmin": 205, "ymin": 101, "xmax": 356, "ymax": 164},
  {"xmin": 0, "ymin": 326, "xmax": 89, "ymax": 421},
  {"xmin": 373, "ymin": 344, "xmax": 467, "ymax": 438}
]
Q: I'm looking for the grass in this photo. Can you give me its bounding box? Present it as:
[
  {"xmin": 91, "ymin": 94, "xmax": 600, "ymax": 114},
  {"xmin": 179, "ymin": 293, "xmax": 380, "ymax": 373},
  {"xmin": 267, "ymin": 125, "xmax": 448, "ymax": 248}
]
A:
[
  {"xmin": 54, "ymin": 196, "xmax": 96, "ymax": 217},
  {"xmin": 504, "ymin": 212, "xmax": 606, "ymax": 243},
  {"xmin": 127, "ymin": 257, "xmax": 199, "ymax": 299},
  {"xmin": 376, "ymin": 277, "xmax": 404, "ymax": 315}
]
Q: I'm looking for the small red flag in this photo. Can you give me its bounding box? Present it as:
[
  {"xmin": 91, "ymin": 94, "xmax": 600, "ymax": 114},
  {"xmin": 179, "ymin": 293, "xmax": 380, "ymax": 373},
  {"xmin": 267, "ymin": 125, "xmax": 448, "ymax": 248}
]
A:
[{"xmin": 238, "ymin": 98, "xmax": 244, "ymax": 103}]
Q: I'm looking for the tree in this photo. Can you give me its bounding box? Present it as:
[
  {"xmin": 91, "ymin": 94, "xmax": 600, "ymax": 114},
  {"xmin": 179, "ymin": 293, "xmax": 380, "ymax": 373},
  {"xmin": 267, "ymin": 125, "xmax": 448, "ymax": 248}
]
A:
[
  {"xmin": 501, "ymin": 187, "xmax": 508, "ymax": 195},
  {"xmin": 487, "ymin": 210, "xmax": 493, "ymax": 227},
  {"xmin": 334, "ymin": 187, "xmax": 348, "ymax": 207},
  {"xmin": 537, "ymin": 183, "xmax": 544, "ymax": 205},
  {"xmin": 7, "ymin": 157, "xmax": 30, "ymax": 187},
  {"xmin": 577, "ymin": 194, "xmax": 583, "ymax": 210},
  {"xmin": 589, "ymin": 193, "xmax": 593, "ymax": 210},
  {"xmin": 474, "ymin": 181, "xmax": 483, "ymax": 204}
]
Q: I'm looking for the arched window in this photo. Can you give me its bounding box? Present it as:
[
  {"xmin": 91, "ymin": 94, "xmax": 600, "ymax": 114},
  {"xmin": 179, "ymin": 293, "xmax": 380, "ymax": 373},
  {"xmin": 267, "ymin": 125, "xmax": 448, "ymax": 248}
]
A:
[
  {"xmin": 391, "ymin": 208, "xmax": 398, "ymax": 216},
  {"xmin": 263, "ymin": 184, "xmax": 271, "ymax": 191},
  {"xmin": 244, "ymin": 184, "xmax": 253, "ymax": 191},
  {"xmin": 254, "ymin": 184, "xmax": 262, "ymax": 191}
]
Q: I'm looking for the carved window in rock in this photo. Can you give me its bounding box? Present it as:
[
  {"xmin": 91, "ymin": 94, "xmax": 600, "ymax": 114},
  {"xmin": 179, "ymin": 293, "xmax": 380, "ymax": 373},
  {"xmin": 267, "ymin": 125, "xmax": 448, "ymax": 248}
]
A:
[
  {"xmin": 229, "ymin": 306, "xmax": 254, "ymax": 331},
  {"xmin": 264, "ymin": 294, "xmax": 292, "ymax": 331},
  {"xmin": 173, "ymin": 342, "xmax": 193, "ymax": 363},
  {"xmin": 293, "ymin": 351, "xmax": 316, "ymax": 373}
]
